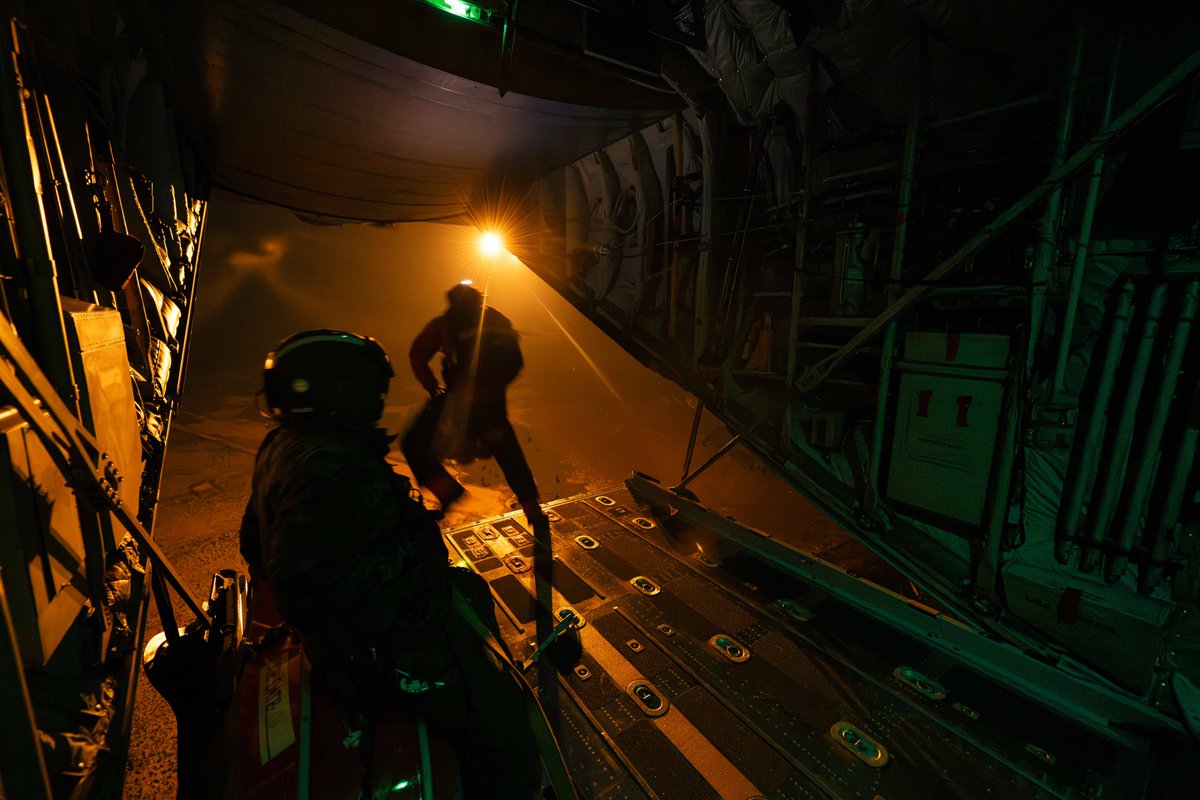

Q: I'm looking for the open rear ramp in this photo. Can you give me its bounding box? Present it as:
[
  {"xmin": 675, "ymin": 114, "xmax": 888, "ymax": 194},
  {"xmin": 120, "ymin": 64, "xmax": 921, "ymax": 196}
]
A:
[{"xmin": 444, "ymin": 483, "xmax": 1170, "ymax": 800}]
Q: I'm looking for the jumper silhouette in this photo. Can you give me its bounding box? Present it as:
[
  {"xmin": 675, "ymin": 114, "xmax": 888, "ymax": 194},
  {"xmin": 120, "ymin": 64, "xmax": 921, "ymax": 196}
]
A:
[{"xmin": 402, "ymin": 282, "xmax": 545, "ymax": 523}]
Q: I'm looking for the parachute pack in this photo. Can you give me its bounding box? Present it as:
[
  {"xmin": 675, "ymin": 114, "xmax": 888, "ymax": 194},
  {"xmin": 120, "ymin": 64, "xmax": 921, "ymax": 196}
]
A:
[
  {"xmin": 474, "ymin": 324, "xmax": 524, "ymax": 386},
  {"xmin": 446, "ymin": 307, "xmax": 524, "ymax": 389}
]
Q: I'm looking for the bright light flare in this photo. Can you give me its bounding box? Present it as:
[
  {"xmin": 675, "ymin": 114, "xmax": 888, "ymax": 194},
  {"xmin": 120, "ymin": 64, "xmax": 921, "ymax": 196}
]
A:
[
  {"xmin": 529, "ymin": 291, "xmax": 623, "ymax": 403},
  {"xmin": 479, "ymin": 231, "xmax": 504, "ymax": 257}
]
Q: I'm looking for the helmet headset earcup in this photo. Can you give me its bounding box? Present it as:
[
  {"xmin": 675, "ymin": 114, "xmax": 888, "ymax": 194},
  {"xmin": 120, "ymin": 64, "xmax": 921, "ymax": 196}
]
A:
[{"xmin": 263, "ymin": 329, "xmax": 392, "ymax": 424}]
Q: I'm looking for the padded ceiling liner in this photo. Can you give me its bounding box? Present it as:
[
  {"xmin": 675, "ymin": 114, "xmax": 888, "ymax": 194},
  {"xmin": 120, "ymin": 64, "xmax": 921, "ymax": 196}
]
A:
[{"xmin": 175, "ymin": 1, "xmax": 677, "ymax": 222}]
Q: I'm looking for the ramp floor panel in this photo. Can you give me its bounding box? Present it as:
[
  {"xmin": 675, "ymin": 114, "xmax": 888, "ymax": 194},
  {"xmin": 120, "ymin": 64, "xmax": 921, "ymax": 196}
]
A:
[
  {"xmin": 610, "ymin": 487, "xmax": 1131, "ymax": 796},
  {"xmin": 612, "ymin": 719, "xmax": 720, "ymax": 799},
  {"xmin": 444, "ymin": 487, "xmax": 1132, "ymax": 799}
]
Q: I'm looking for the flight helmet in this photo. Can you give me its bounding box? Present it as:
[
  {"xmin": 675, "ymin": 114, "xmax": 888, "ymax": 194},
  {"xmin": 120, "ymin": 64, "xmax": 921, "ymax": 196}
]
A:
[
  {"xmin": 263, "ymin": 329, "xmax": 393, "ymax": 424},
  {"xmin": 447, "ymin": 281, "xmax": 483, "ymax": 310},
  {"xmin": 446, "ymin": 281, "xmax": 485, "ymax": 332}
]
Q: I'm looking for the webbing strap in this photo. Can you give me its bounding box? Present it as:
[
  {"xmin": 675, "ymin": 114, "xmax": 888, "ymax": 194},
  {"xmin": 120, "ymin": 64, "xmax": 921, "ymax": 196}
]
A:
[{"xmin": 449, "ymin": 589, "xmax": 579, "ymax": 800}]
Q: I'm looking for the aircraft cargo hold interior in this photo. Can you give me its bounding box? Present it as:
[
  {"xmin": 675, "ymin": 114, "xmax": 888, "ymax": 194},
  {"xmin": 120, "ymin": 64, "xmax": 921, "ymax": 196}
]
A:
[{"xmin": 1, "ymin": 1, "xmax": 1199, "ymax": 798}]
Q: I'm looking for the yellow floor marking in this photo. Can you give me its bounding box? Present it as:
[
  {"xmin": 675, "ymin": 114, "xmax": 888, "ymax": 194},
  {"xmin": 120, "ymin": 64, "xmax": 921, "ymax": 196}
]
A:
[{"xmin": 579, "ymin": 624, "xmax": 763, "ymax": 800}]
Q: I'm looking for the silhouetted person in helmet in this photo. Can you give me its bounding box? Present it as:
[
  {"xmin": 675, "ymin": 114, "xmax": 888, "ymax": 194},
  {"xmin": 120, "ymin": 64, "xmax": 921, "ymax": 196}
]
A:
[
  {"xmin": 238, "ymin": 329, "xmax": 541, "ymax": 799},
  {"xmin": 403, "ymin": 282, "xmax": 546, "ymax": 524}
]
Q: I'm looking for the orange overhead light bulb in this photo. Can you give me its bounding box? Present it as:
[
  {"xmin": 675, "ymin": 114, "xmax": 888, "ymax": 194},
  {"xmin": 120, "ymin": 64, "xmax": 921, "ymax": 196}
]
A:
[{"xmin": 480, "ymin": 231, "xmax": 504, "ymax": 257}]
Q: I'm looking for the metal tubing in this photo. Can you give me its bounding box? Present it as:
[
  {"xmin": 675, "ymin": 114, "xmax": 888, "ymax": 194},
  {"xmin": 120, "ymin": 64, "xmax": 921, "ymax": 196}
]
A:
[
  {"xmin": 498, "ymin": 0, "xmax": 519, "ymax": 96},
  {"xmin": 43, "ymin": 96, "xmax": 100, "ymax": 304},
  {"xmin": 924, "ymin": 92, "xmax": 1050, "ymax": 131},
  {"xmin": 150, "ymin": 569, "xmax": 180, "ymax": 645},
  {"xmin": 820, "ymin": 160, "xmax": 898, "ymax": 185},
  {"xmin": 105, "ymin": 142, "xmax": 154, "ymax": 372},
  {"xmin": 168, "ymin": 204, "xmax": 206, "ymax": 400},
  {"xmin": 978, "ymin": 379, "xmax": 1019, "ymax": 598},
  {"xmin": 784, "ymin": 57, "xmax": 816, "ymax": 451},
  {"xmin": 867, "ymin": 90, "xmax": 920, "ymax": 512},
  {"xmin": 0, "ymin": 19, "xmax": 78, "ymax": 411},
  {"xmin": 28, "ymin": 92, "xmax": 76, "ymax": 295},
  {"xmin": 1141, "ymin": 383, "xmax": 1200, "ymax": 592},
  {"xmin": 106, "ymin": 140, "xmax": 129, "ymax": 230},
  {"xmin": 29, "ymin": 90, "xmax": 87, "ymax": 300},
  {"xmin": 107, "ymin": 543, "xmax": 152, "ymax": 793},
  {"xmin": 783, "ymin": 201, "xmax": 808, "ymax": 453},
  {"xmin": 80, "ymin": 509, "xmax": 109, "ymax": 638},
  {"xmin": 709, "ymin": 121, "xmax": 767, "ymax": 359},
  {"xmin": 43, "ymin": 99, "xmax": 82, "ymax": 241},
  {"xmin": 532, "ymin": 512, "xmax": 556, "ymax": 715},
  {"xmin": 417, "ymin": 718, "xmax": 434, "ymax": 800},
  {"xmin": 1052, "ymin": 34, "xmax": 1123, "ymax": 400},
  {"xmin": 669, "ymin": 112, "xmax": 682, "ymax": 338},
  {"xmin": 1080, "ymin": 283, "xmax": 1168, "ymax": 573},
  {"xmin": 681, "ymin": 398, "xmax": 705, "ymax": 481},
  {"xmin": 1055, "ymin": 282, "xmax": 1135, "ymax": 563},
  {"xmin": 674, "ymin": 418, "xmax": 765, "ymax": 491},
  {"xmin": 693, "ymin": 115, "xmax": 716, "ymax": 365},
  {"xmin": 298, "ymin": 656, "xmax": 313, "ymax": 800},
  {"xmin": 1108, "ymin": 280, "xmax": 1200, "ymax": 582},
  {"xmin": 796, "ymin": 44, "xmax": 1200, "ymax": 393},
  {"xmin": 784, "ymin": 208, "xmax": 809, "ymax": 390},
  {"xmin": 1028, "ymin": 23, "xmax": 1086, "ymax": 375},
  {"xmin": 0, "ymin": 577, "xmax": 54, "ymax": 800}
]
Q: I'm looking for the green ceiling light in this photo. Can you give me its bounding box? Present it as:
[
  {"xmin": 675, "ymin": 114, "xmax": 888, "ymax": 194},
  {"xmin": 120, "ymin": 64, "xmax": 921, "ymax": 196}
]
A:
[{"xmin": 420, "ymin": 0, "xmax": 491, "ymax": 24}]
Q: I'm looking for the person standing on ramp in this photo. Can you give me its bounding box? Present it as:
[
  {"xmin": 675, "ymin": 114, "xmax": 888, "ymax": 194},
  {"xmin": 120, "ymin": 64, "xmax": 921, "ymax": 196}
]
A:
[{"xmin": 403, "ymin": 281, "xmax": 546, "ymax": 526}]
